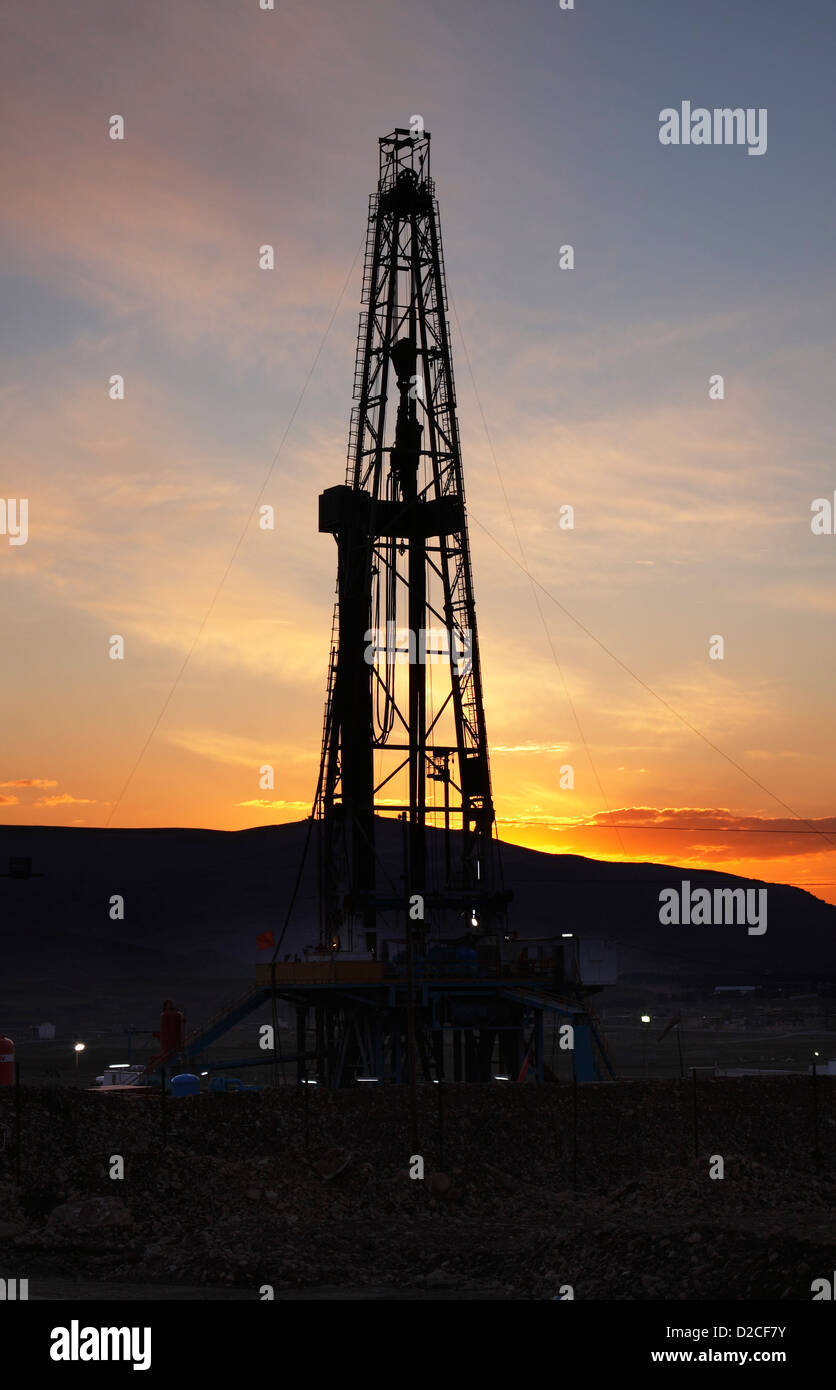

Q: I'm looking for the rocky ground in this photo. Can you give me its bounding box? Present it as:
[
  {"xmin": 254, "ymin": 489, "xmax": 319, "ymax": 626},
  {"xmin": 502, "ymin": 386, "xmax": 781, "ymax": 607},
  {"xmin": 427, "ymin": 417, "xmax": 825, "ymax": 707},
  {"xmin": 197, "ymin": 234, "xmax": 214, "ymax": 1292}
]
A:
[{"xmin": 0, "ymin": 1077, "xmax": 833, "ymax": 1299}]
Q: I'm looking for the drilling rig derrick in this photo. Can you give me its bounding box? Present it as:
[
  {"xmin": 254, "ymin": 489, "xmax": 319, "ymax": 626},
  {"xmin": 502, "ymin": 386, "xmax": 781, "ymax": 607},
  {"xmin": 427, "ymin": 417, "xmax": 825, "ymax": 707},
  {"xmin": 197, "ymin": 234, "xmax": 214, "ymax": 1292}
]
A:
[
  {"xmin": 316, "ymin": 128, "xmax": 508, "ymax": 959},
  {"xmin": 185, "ymin": 131, "xmax": 618, "ymax": 1090}
]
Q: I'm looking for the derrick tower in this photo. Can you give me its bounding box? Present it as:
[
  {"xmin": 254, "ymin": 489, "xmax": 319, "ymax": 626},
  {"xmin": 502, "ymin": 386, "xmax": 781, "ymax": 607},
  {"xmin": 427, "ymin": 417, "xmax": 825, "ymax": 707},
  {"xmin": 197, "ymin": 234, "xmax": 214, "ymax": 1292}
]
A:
[
  {"xmin": 316, "ymin": 128, "xmax": 508, "ymax": 954},
  {"xmin": 144, "ymin": 131, "xmax": 618, "ymax": 1093}
]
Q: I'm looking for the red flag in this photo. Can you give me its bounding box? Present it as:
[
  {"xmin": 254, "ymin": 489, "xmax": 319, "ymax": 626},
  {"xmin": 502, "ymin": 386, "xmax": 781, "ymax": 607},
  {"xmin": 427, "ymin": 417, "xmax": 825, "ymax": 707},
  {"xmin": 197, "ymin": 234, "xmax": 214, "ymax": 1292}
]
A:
[{"xmin": 256, "ymin": 931, "xmax": 274, "ymax": 951}]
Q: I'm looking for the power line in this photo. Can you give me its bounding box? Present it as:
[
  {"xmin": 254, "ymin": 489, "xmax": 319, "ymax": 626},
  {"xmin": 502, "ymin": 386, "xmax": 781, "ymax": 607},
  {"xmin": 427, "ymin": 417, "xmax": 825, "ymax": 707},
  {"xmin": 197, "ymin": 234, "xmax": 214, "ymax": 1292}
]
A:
[
  {"xmin": 468, "ymin": 513, "xmax": 836, "ymax": 858},
  {"xmin": 449, "ymin": 304, "xmax": 835, "ymax": 866},
  {"xmin": 451, "ymin": 296, "xmax": 628, "ymax": 862}
]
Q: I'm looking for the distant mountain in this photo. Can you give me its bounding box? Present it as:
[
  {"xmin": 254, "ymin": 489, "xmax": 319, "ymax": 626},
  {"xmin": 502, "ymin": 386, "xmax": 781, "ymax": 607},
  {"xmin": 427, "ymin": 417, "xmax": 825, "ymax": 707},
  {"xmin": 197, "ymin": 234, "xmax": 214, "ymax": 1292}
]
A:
[{"xmin": 1, "ymin": 822, "xmax": 833, "ymax": 1007}]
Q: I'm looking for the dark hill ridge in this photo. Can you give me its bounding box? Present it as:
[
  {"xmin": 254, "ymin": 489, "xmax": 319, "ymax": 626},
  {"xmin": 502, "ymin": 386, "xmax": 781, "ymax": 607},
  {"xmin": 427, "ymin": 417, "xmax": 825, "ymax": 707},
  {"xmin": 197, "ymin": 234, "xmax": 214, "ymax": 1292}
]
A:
[{"xmin": 1, "ymin": 821, "xmax": 834, "ymax": 992}]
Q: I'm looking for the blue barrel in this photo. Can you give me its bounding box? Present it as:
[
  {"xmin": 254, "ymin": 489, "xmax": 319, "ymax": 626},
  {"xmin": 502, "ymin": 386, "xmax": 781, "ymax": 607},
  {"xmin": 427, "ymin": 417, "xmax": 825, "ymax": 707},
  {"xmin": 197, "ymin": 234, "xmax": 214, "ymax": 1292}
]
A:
[{"xmin": 170, "ymin": 1073, "xmax": 200, "ymax": 1097}]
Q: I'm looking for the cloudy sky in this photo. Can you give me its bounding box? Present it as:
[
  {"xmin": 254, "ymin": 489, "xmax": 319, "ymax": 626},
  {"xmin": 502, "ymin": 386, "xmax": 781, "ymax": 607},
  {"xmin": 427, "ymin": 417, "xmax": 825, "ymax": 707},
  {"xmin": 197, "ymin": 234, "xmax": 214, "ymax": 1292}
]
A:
[{"xmin": 3, "ymin": 0, "xmax": 836, "ymax": 902}]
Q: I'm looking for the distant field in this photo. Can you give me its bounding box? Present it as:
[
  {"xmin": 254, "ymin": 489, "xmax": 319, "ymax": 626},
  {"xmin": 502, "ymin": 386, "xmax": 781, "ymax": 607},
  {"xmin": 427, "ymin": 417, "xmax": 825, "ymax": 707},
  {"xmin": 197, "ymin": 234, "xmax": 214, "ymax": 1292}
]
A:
[
  {"xmin": 598, "ymin": 993, "xmax": 836, "ymax": 1079},
  {"xmin": 9, "ymin": 992, "xmax": 835, "ymax": 1087}
]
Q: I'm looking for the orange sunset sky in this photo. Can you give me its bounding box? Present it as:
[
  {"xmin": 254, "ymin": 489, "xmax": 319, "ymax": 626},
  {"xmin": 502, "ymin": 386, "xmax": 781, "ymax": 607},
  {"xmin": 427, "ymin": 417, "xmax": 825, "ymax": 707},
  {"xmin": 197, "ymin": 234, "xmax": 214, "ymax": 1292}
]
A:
[{"xmin": 2, "ymin": 1, "xmax": 836, "ymax": 905}]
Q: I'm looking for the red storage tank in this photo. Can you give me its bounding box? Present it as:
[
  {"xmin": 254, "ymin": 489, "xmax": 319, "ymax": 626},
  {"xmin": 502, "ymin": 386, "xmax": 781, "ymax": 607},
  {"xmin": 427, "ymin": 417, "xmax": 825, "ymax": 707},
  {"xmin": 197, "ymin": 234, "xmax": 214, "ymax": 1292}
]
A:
[
  {"xmin": 0, "ymin": 1035, "xmax": 15, "ymax": 1086},
  {"xmin": 159, "ymin": 1000, "xmax": 184, "ymax": 1057}
]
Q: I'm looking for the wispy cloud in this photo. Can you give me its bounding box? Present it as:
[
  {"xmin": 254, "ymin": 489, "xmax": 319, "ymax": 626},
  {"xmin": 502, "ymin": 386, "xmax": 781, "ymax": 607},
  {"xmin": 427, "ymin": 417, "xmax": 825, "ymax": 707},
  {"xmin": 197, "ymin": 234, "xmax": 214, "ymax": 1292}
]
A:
[
  {"xmin": 492, "ymin": 742, "xmax": 569, "ymax": 755},
  {"xmin": 35, "ymin": 793, "xmax": 97, "ymax": 807},
  {"xmin": 236, "ymin": 799, "xmax": 311, "ymax": 811},
  {"xmin": 503, "ymin": 805, "xmax": 836, "ymax": 865},
  {"xmin": 0, "ymin": 778, "xmax": 58, "ymax": 788}
]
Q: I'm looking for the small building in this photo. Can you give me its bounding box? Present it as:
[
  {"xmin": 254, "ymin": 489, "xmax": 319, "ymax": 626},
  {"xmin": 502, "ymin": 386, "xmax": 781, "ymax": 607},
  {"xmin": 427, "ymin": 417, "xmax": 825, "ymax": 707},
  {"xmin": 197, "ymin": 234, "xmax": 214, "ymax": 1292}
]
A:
[
  {"xmin": 575, "ymin": 938, "xmax": 618, "ymax": 987},
  {"xmin": 29, "ymin": 1022, "xmax": 55, "ymax": 1040}
]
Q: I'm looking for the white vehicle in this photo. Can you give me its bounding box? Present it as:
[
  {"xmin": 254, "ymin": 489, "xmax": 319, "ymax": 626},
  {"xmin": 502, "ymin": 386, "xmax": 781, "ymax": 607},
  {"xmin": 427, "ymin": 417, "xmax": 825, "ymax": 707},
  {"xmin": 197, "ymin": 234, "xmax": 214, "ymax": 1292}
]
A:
[{"xmin": 94, "ymin": 1064, "xmax": 146, "ymax": 1087}]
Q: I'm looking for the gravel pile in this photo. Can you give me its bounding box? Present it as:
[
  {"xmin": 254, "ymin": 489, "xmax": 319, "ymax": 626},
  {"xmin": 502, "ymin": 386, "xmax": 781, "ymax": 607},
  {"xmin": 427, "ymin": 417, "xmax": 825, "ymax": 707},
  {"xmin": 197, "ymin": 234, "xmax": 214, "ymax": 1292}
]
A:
[{"xmin": 0, "ymin": 1078, "xmax": 832, "ymax": 1298}]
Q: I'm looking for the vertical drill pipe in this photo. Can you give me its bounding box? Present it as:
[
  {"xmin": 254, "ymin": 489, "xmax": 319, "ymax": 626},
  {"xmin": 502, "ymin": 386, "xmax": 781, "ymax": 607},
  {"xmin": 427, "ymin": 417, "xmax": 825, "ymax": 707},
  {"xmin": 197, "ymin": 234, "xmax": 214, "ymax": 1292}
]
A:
[
  {"xmin": 401, "ymin": 809, "xmax": 419, "ymax": 1136},
  {"xmin": 408, "ymin": 527, "xmax": 427, "ymax": 891},
  {"xmin": 443, "ymin": 755, "xmax": 451, "ymax": 885}
]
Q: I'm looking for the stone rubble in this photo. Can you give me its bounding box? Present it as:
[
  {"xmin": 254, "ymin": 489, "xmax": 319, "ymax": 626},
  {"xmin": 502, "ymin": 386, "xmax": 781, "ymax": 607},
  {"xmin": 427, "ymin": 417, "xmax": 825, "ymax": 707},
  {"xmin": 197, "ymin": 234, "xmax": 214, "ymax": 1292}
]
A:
[{"xmin": 0, "ymin": 1076, "xmax": 832, "ymax": 1298}]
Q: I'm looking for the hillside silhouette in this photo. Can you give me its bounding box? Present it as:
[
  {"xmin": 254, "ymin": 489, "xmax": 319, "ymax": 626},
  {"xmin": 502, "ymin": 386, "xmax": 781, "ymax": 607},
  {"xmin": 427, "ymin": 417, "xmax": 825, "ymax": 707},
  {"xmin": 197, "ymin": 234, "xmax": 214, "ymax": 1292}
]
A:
[{"xmin": 2, "ymin": 821, "xmax": 832, "ymax": 1007}]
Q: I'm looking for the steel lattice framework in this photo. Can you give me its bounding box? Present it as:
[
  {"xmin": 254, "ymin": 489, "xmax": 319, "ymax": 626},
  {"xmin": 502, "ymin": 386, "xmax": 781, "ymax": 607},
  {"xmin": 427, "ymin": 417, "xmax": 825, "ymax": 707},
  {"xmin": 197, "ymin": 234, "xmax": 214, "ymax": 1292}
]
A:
[{"xmin": 315, "ymin": 129, "xmax": 509, "ymax": 954}]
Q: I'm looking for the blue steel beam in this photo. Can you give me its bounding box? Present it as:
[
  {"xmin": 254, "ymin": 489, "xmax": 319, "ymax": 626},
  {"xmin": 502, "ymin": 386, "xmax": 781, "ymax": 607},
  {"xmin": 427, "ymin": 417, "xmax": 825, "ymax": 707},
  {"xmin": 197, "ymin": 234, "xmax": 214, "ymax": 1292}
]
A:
[{"xmin": 183, "ymin": 987, "xmax": 272, "ymax": 1057}]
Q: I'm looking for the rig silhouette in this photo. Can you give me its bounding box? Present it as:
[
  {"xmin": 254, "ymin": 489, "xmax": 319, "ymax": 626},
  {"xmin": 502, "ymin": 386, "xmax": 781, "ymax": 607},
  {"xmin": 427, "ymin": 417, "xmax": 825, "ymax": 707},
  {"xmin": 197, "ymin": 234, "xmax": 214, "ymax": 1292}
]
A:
[{"xmin": 149, "ymin": 130, "xmax": 617, "ymax": 1092}]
